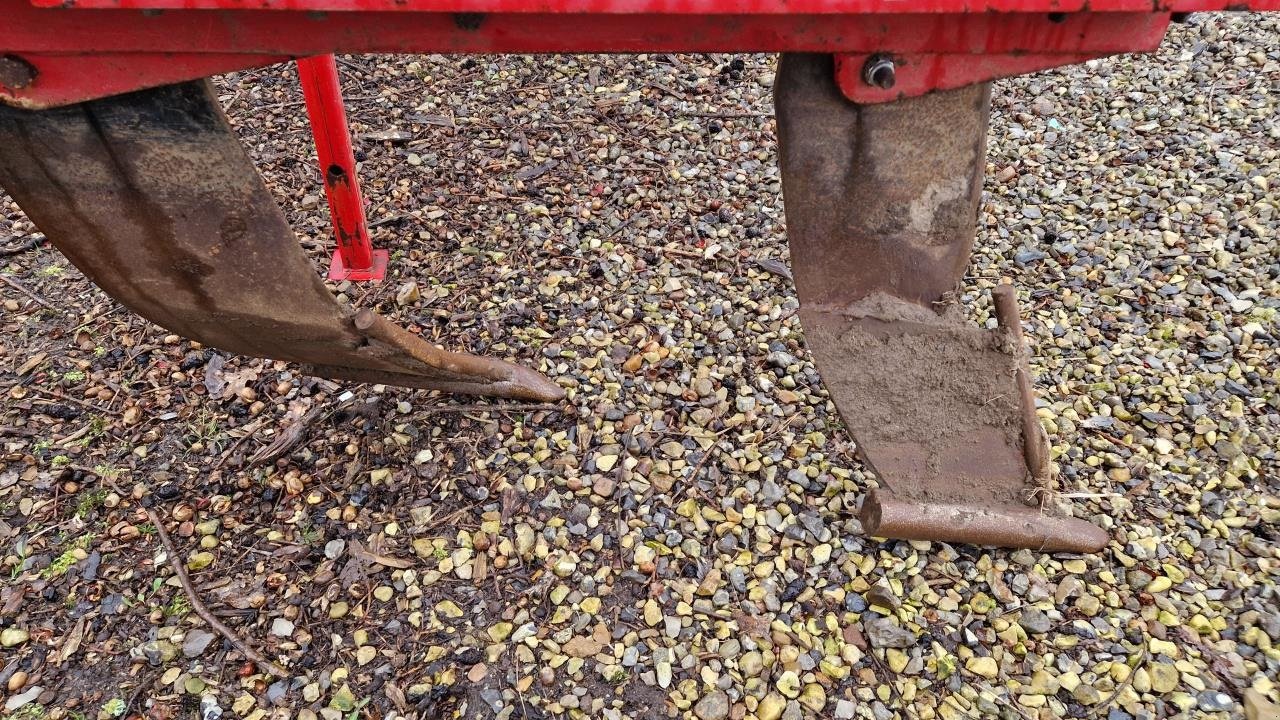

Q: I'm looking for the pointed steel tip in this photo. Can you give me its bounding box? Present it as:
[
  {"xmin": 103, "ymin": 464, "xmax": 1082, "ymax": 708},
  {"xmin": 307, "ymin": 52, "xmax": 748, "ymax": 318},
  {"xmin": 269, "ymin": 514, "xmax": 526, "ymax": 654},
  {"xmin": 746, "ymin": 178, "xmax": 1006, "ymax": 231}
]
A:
[
  {"xmin": 505, "ymin": 364, "xmax": 567, "ymax": 403},
  {"xmin": 1074, "ymin": 522, "xmax": 1112, "ymax": 554}
]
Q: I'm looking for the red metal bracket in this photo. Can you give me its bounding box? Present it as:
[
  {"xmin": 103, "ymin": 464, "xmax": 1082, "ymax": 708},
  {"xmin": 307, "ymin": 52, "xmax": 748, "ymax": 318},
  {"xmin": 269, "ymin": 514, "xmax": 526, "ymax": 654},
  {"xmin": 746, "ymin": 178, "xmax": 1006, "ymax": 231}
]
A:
[
  {"xmin": 297, "ymin": 54, "xmax": 387, "ymax": 283},
  {"xmin": 835, "ymin": 52, "xmax": 1099, "ymax": 103},
  {"xmin": 830, "ymin": 8, "xmax": 1177, "ymax": 102}
]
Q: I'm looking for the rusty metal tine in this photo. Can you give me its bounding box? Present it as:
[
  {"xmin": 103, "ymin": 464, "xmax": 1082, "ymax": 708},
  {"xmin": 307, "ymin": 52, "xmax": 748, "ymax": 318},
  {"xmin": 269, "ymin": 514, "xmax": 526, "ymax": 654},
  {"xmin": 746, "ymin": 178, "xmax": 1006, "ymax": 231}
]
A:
[
  {"xmin": 777, "ymin": 54, "xmax": 1106, "ymax": 552},
  {"xmin": 992, "ymin": 283, "xmax": 1024, "ymax": 341},
  {"xmin": 0, "ymin": 80, "xmax": 564, "ymax": 403},
  {"xmin": 993, "ymin": 284, "xmax": 1051, "ymax": 483}
]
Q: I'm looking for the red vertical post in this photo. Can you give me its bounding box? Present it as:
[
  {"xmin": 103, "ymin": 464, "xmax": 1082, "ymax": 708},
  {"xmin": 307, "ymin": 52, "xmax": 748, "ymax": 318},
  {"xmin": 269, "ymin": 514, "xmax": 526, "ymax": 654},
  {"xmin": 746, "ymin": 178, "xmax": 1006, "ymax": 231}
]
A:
[{"xmin": 297, "ymin": 54, "xmax": 387, "ymax": 282}]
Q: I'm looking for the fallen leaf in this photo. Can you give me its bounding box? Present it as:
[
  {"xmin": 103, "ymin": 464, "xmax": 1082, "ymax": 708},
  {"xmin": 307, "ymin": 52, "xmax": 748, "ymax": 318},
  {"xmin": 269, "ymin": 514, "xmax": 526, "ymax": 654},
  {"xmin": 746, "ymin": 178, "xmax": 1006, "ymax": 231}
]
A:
[
  {"xmin": 751, "ymin": 257, "xmax": 793, "ymax": 282},
  {"xmin": 348, "ymin": 539, "xmax": 413, "ymax": 569},
  {"xmin": 203, "ymin": 353, "xmax": 225, "ymax": 396},
  {"xmin": 516, "ymin": 160, "xmax": 558, "ymax": 182},
  {"xmin": 54, "ymin": 617, "xmax": 85, "ymax": 664},
  {"xmin": 561, "ymin": 635, "xmax": 604, "ymax": 658}
]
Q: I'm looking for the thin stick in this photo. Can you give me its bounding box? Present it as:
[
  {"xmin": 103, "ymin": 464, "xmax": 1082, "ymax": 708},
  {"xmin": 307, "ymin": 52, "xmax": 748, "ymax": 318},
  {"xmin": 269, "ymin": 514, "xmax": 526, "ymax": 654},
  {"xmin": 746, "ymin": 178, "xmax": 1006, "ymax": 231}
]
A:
[
  {"xmin": 367, "ymin": 213, "xmax": 409, "ymax": 229},
  {"xmin": 1091, "ymin": 646, "xmax": 1148, "ymax": 715},
  {"xmin": 123, "ymin": 666, "xmax": 163, "ymax": 718},
  {"xmin": 0, "ymin": 426, "xmax": 38, "ymax": 438},
  {"xmin": 421, "ymin": 402, "xmax": 557, "ymax": 418},
  {"xmin": 143, "ymin": 506, "xmax": 289, "ymax": 679},
  {"xmin": 0, "ymin": 235, "xmax": 45, "ymax": 257},
  {"xmin": 27, "ymin": 387, "xmax": 121, "ymax": 417},
  {"xmin": 0, "ymin": 274, "xmax": 61, "ymax": 314},
  {"xmin": 1055, "ymin": 492, "xmax": 1122, "ymax": 499},
  {"xmin": 686, "ymin": 212, "xmax": 702, "ymax": 247},
  {"xmin": 683, "ymin": 111, "xmax": 771, "ymax": 119},
  {"xmin": 211, "ymin": 417, "xmax": 266, "ymax": 470}
]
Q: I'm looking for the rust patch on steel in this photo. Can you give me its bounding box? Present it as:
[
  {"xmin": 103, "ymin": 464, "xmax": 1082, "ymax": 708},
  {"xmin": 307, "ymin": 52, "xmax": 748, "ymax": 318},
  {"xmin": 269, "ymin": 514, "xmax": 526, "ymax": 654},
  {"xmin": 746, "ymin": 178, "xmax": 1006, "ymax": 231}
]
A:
[
  {"xmin": 0, "ymin": 55, "xmax": 37, "ymax": 90},
  {"xmin": 775, "ymin": 54, "xmax": 1106, "ymax": 552},
  {"xmin": 0, "ymin": 80, "xmax": 563, "ymax": 403},
  {"xmin": 453, "ymin": 12, "xmax": 486, "ymax": 29}
]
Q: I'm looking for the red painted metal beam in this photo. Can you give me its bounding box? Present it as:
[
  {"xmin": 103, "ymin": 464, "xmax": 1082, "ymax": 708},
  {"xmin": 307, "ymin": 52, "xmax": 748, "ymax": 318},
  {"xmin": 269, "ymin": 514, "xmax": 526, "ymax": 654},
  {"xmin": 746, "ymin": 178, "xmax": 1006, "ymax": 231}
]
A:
[
  {"xmin": 24, "ymin": 0, "xmax": 1280, "ymax": 13},
  {"xmin": 2, "ymin": 6, "xmax": 1176, "ymax": 55},
  {"xmin": 3, "ymin": 0, "xmax": 1276, "ymax": 109},
  {"xmin": 0, "ymin": 52, "xmax": 287, "ymax": 109},
  {"xmin": 297, "ymin": 54, "xmax": 387, "ymax": 282},
  {"xmin": 1, "ymin": 4, "xmax": 1180, "ymax": 108}
]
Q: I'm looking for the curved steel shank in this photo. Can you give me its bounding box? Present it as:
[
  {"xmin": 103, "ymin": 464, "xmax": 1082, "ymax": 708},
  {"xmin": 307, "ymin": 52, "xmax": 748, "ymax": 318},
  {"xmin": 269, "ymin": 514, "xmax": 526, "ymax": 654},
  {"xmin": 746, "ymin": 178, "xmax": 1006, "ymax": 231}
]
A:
[
  {"xmin": 776, "ymin": 54, "xmax": 1107, "ymax": 552},
  {"xmin": 0, "ymin": 81, "xmax": 563, "ymax": 403}
]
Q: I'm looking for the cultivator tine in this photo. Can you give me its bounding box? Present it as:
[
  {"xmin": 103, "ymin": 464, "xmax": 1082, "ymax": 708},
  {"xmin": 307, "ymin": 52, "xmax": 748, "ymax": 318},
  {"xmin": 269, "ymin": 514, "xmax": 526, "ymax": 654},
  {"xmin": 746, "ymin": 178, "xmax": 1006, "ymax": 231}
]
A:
[
  {"xmin": 775, "ymin": 54, "xmax": 1107, "ymax": 552},
  {"xmin": 0, "ymin": 81, "xmax": 563, "ymax": 403}
]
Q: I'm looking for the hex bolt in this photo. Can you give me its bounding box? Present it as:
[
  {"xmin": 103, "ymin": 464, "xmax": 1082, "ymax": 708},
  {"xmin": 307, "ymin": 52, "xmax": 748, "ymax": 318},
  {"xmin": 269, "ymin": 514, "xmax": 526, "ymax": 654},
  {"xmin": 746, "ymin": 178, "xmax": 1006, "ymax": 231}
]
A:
[
  {"xmin": 862, "ymin": 55, "xmax": 896, "ymax": 90},
  {"xmin": 0, "ymin": 55, "xmax": 37, "ymax": 91}
]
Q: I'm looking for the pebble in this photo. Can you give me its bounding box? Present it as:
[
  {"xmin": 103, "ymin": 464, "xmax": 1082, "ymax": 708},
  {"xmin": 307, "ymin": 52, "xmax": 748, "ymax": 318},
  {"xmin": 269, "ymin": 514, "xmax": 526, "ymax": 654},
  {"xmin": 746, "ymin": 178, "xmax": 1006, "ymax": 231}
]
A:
[
  {"xmin": 183, "ymin": 629, "xmax": 217, "ymax": 657},
  {"xmin": 966, "ymin": 656, "xmax": 999, "ymax": 679},
  {"xmin": 693, "ymin": 690, "xmax": 730, "ymax": 720},
  {"xmin": 863, "ymin": 617, "xmax": 916, "ymax": 648},
  {"xmin": 776, "ymin": 670, "xmax": 801, "ymax": 698},
  {"xmin": 1074, "ymin": 685, "xmax": 1103, "ymax": 705},
  {"xmin": 187, "ymin": 552, "xmax": 215, "ymax": 570},
  {"xmin": 0, "ymin": 628, "xmax": 29, "ymax": 647},
  {"xmin": 865, "ymin": 583, "xmax": 900, "ymax": 610},
  {"xmin": 1199, "ymin": 691, "xmax": 1236, "ymax": 713},
  {"xmin": 757, "ymin": 694, "xmax": 787, "ymax": 720},
  {"xmin": 510, "ymin": 622, "xmax": 536, "ymax": 642},
  {"xmin": 4, "ymin": 686, "xmax": 42, "ymax": 713},
  {"xmin": 1018, "ymin": 608, "xmax": 1053, "ymax": 634},
  {"xmin": 656, "ymin": 660, "xmax": 672, "ymax": 688},
  {"xmin": 1149, "ymin": 662, "xmax": 1180, "ymax": 693},
  {"xmin": 799, "ymin": 684, "xmax": 826, "ymax": 712},
  {"xmin": 199, "ymin": 695, "xmax": 223, "ymax": 720},
  {"xmin": 324, "ymin": 539, "xmax": 346, "ymax": 560}
]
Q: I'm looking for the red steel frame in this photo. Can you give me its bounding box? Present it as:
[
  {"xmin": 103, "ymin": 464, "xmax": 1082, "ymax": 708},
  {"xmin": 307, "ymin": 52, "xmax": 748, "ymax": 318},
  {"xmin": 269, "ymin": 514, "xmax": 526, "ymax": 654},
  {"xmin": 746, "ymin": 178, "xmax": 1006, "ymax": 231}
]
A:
[
  {"xmin": 3, "ymin": 0, "xmax": 1277, "ymax": 113},
  {"xmin": 297, "ymin": 54, "xmax": 388, "ymax": 282}
]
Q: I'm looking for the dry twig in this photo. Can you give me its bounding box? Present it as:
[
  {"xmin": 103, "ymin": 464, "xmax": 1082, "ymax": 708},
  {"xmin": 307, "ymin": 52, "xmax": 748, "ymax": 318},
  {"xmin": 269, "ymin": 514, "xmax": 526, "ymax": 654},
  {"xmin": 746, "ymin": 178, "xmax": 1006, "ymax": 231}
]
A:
[
  {"xmin": 1091, "ymin": 646, "xmax": 1149, "ymax": 715},
  {"xmin": 0, "ymin": 234, "xmax": 45, "ymax": 257},
  {"xmin": 0, "ymin": 274, "xmax": 62, "ymax": 314},
  {"xmin": 28, "ymin": 387, "xmax": 122, "ymax": 417},
  {"xmin": 144, "ymin": 506, "xmax": 289, "ymax": 679},
  {"xmin": 246, "ymin": 404, "xmax": 330, "ymax": 467},
  {"xmin": 123, "ymin": 666, "xmax": 163, "ymax": 718}
]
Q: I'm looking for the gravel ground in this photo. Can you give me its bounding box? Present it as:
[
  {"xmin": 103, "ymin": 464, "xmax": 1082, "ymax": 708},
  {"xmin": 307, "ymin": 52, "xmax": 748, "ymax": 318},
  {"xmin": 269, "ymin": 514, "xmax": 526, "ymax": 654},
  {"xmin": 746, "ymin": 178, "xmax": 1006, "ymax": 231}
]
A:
[{"xmin": 1, "ymin": 13, "xmax": 1278, "ymax": 720}]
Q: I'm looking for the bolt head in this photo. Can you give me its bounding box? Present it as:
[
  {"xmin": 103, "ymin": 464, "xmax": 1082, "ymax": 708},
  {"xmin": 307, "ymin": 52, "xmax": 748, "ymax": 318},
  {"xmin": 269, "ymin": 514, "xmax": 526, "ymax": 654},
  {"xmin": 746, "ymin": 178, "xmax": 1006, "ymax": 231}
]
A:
[{"xmin": 862, "ymin": 55, "xmax": 896, "ymax": 91}]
